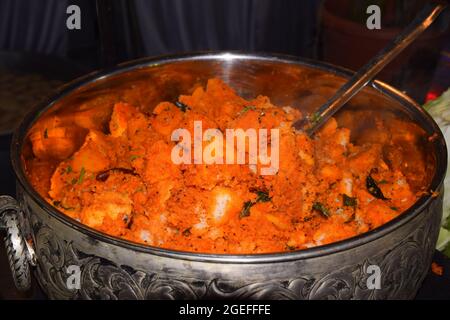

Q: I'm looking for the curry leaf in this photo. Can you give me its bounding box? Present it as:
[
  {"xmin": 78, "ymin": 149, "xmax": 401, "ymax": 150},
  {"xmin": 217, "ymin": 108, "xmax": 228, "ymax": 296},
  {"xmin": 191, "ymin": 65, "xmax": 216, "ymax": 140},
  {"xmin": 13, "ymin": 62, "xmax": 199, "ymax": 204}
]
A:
[
  {"xmin": 312, "ymin": 202, "xmax": 330, "ymax": 218},
  {"xmin": 240, "ymin": 201, "xmax": 254, "ymax": 218},
  {"xmin": 130, "ymin": 155, "xmax": 140, "ymax": 161},
  {"xmin": 310, "ymin": 112, "xmax": 322, "ymax": 125},
  {"xmin": 366, "ymin": 173, "xmax": 389, "ymax": 200},
  {"xmin": 77, "ymin": 167, "xmax": 86, "ymax": 184},
  {"xmin": 343, "ymin": 194, "xmax": 357, "ymax": 207},
  {"xmin": 239, "ymin": 105, "xmax": 256, "ymax": 115},
  {"xmin": 251, "ymin": 189, "xmax": 271, "ymax": 203}
]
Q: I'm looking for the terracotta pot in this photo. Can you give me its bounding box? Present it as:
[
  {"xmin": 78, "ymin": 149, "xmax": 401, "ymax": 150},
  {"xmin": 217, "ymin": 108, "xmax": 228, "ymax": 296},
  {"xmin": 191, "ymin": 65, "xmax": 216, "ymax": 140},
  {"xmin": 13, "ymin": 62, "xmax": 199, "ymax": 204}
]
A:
[{"xmin": 321, "ymin": 1, "xmax": 449, "ymax": 102}]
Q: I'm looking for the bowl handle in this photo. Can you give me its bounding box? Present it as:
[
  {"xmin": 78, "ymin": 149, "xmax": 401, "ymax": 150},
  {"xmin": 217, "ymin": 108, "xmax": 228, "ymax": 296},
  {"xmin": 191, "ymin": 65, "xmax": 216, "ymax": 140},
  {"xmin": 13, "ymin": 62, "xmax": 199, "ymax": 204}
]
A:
[{"xmin": 0, "ymin": 195, "xmax": 36, "ymax": 291}]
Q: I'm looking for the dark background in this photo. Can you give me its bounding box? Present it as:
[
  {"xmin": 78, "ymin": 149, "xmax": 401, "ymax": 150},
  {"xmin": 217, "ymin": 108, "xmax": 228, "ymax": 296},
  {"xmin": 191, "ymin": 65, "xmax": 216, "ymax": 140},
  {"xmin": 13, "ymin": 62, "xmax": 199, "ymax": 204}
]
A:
[
  {"xmin": 0, "ymin": 0, "xmax": 321, "ymax": 68},
  {"xmin": 0, "ymin": 0, "xmax": 448, "ymax": 99}
]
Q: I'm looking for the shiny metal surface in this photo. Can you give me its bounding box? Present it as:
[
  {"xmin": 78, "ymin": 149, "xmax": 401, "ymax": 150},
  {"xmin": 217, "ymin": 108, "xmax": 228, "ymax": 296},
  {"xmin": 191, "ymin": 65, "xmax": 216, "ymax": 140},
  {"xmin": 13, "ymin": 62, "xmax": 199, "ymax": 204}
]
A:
[
  {"xmin": 2, "ymin": 52, "xmax": 447, "ymax": 299},
  {"xmin": 0, "ymin": 195, "xmax": 36, "ymax": 291}
]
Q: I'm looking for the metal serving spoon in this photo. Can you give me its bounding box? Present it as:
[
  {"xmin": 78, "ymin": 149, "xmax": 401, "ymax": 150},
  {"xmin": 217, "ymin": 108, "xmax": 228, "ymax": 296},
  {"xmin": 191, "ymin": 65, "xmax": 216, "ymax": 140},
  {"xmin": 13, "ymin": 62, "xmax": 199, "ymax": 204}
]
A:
[{"xmin": 296, "ymin": 2, "xmax": 448, "ymax": 136}]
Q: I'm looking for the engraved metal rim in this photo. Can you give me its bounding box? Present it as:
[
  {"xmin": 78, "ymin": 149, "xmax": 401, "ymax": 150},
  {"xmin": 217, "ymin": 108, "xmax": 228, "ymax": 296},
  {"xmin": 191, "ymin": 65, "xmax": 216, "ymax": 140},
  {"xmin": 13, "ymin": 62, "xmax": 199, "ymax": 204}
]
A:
[{"xmin": 10, "ymin": 51, "xmax": 448, "ymax": 263}]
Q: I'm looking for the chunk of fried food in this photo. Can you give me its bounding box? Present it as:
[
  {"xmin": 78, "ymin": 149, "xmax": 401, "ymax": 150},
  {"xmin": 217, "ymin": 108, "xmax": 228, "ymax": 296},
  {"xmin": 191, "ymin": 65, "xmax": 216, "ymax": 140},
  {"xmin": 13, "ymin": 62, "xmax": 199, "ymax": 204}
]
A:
[
  {"xmin": 29, "ymin": 125, "xmax": 87, "ymax": 161},
  {"xmin": 29, "ymin": 102, "xmax": 112, "ymax": 160},
  {"xmin": 80, "ymin": 191, "xmax": 133, "ymax": 236}
]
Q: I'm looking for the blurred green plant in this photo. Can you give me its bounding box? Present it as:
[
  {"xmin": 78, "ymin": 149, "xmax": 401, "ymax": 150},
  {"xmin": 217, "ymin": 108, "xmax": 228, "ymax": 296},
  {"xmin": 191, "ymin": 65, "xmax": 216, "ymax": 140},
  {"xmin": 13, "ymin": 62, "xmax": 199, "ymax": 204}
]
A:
[{"xmin": 424, "ymin": 89, "xmax": 450, "ymax": 257}]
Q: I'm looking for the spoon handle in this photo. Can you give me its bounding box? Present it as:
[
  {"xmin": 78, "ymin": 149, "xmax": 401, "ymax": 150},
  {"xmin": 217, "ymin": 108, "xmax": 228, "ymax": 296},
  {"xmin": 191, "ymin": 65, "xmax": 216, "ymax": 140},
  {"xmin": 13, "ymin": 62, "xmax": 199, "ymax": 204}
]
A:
[{"xmin": 300, "ymin": 2, "xmax": 447, "ymax": 136}]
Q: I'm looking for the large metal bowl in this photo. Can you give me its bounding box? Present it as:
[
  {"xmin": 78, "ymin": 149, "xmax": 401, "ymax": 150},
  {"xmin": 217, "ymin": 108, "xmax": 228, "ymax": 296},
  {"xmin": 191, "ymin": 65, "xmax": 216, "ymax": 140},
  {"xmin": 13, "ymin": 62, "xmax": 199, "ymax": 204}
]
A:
[{"xmin": 1, "ymin": 53, "xmax": 447, "ymax": 299}]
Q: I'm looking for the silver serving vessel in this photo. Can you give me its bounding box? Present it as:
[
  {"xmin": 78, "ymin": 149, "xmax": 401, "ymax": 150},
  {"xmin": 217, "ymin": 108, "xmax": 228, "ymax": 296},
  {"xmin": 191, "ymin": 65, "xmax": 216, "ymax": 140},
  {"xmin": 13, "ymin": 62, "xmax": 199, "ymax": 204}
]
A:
[{"xmin": 0, "ymin": 53, "xmax": 447, "ymax": 299}]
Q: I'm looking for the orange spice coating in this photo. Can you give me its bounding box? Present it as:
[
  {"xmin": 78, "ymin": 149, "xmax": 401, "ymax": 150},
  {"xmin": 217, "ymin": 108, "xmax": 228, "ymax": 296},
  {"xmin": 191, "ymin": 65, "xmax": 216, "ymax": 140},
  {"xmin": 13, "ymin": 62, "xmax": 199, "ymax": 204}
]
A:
[
  {"xmin": 26, "ymin": 79, "xmax": 418, "ymax": 253},
  {"xmin": 431, "ymin": 262, "xmax": 444, "ymax": 276}
]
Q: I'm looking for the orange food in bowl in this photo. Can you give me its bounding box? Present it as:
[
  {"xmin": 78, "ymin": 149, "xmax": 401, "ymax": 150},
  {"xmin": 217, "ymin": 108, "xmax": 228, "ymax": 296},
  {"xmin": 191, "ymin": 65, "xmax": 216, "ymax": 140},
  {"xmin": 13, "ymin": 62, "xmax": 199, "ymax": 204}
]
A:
[{"xmin": 26, "ymin": 79, "xmax": 418, "ymax": 253}]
